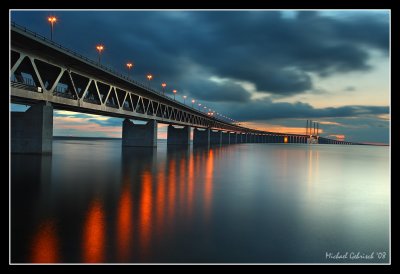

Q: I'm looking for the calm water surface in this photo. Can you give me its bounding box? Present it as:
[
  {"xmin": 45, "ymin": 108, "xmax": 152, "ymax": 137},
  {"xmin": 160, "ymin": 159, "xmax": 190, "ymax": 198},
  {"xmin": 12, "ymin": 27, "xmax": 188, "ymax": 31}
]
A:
[{"xmin": 11, "ymin": 140, "xmax": 390, "ymax": 263}]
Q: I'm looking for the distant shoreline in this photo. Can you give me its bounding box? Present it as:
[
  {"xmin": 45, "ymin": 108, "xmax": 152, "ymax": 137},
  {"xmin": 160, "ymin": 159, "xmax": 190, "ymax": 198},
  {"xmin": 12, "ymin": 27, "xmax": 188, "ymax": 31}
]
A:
[
  {"xmin": 53, "ymin": 136, "xmax": 121, "ymax": 140},
  {"xmin": 53, "ymin": 136, "xmax": 168, "ymax": 141}
]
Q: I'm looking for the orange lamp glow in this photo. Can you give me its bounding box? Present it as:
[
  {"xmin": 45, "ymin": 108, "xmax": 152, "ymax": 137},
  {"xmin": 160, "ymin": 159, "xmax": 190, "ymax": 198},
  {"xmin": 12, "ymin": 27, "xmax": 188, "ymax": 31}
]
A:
[
  {"xmin": 147, "ymin": 74, "xmax": 153, "ymax": 80},
  {"xmin": 96, "ymin": 44, "xmax": 104, "ymax": 53},
  {"xmin": 126, "ymin": 62, "xmax": 133, "ymax": 69},
  {"xmin": 161, "ymin": 83, "xmax": 166, "ymax": 88},
  {"xmin": 48, "ymin": 16, "xmax": 57, "ymax": 23}
]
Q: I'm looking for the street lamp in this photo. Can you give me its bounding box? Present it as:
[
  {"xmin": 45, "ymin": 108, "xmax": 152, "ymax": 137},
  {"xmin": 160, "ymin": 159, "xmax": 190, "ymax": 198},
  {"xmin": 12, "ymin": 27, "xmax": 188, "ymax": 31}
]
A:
[
  {"xmin": 172, "ymin": 89, "xmax": 177, "ymax": 100},
  {"xmin": 161, "ymin": 83, "xmax": 166, "ymax": 95},
  {"xmin": 96, "ymin": 44, "xmax": 105, "ymax": 64},
  {"xmin": 183, "ymin": 95, "xmax": 187, "ymax": 104},
  {"xmin": 192, "ymin": 99, "xmax": 195, "ymax": 107},
  {"xmin": 47, "ymin": 16, "xmax": 57, "ymax": 41},
  {"xmin": 147, "ymin": 74, "xmax": 153, "ymax": 88},
  {"xmin": 126, "ymin": 62, "xmax": 133, "ymax": 78},
  {"xmin": 198, "ymin": 103, "xmax": 201, "ymax": 110}
]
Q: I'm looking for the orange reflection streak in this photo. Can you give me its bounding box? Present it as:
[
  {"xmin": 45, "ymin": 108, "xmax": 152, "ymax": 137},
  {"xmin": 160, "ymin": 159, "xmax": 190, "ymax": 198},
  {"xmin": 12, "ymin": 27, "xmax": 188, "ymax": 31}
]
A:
[
  {"xmin": 167, "ymin": 159, "xmax": 176, "ymax": 221},
  {"xmin": 30, "ymin": 220, "xmax": 59, "ymax": 263},
  {"xmin": 179, "ymin": 158, "xmax": 186, "ymax": 210},
  {"xmin": 139, "ymin": 171, "xmax": 153, "ymax": 254},
  {"xmin": 156, "ymin": 163, "xmax": 166, "ymax": 235},
  {"xmin": 82, "ymin": 198, "xmax": 105, "ymax": 263},
  {"xmin": 204, "ymin": 149, "xmax": 214, "ymax": 219},
  {"xmin": 117, "ymin": 183, "xmax": 132, "ymax": 262},
  {"xmin": 187, "ymin": 153, "xmax": 195, "ymax": 217}
]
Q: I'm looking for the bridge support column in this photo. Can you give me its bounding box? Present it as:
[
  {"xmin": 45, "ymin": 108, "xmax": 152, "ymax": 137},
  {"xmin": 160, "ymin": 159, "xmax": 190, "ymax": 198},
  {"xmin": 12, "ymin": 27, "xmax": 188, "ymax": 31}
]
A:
[
  {"xmin": 167, "ymin": 125, "xmax": 190, "ymax": 146},
  {"xmin": 229, "ymin": 132, "xmax": 237, "ymax": 144},
  {"xmin": 12, "ymin": 103, "xmax": 53, "ymax": 154},
  {"xmin": 221, "ymin": 132, "xmax": 230, "ymax": 144},
  {"xmin": 210, "ymin": 130, "xmax": 222, "ymax": 145},
  {"xmin": 122, "ymin": 119, "xmax": 157, "ymax": 147},
  {"xmin": 193, "ymin": 128, "xmax": 210, "ymax": 146}
]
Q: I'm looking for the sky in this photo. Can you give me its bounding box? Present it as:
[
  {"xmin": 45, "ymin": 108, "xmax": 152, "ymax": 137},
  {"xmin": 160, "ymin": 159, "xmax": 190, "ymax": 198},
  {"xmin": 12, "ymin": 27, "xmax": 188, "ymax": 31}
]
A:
[{"xmin": 10, "ymin": 10, "xmax": 390, "ymax": 143}]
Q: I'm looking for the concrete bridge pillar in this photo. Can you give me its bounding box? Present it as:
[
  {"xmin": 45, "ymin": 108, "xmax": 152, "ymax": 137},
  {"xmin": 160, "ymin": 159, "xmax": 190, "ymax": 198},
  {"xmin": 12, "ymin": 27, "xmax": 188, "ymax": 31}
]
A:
[
  {"xmin": 249, "ymin": 134, "xmax": 254, "ymax": 143},
  {"xmin": 237, "ymin": 133, "xmax": 242, "ymax": 143},
  {"xmin": 210, "ymin": 130, "xmax": 222, "ymax": 145},
  {"xmin": 193, "ymin": 128, "xmax": 210, "ymax": 146},
  {"xmin": 11, "ymin": 103, "xmax": 53, "ymax": 154},
  {"xmin": 122, "ymin": 119, "xmax": 157, "ymax": 147},
  {"xmin": 167, "ymin": 125, "xmax": 190, "ymax": 146},
  {"xmin": 221, "ymin": 132, "xmax": 230, "ymax": 144},
  {"xmin": 229, "ymin": 132, "xmax": 237, "ymax": 144}
]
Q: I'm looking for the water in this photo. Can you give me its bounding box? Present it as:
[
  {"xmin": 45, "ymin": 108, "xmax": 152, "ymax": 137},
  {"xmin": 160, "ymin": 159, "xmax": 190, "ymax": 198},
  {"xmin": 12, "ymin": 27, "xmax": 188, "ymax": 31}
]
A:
[{"xmin": 11, "ymin": 139, "xmax": 390, "ymax": 263}]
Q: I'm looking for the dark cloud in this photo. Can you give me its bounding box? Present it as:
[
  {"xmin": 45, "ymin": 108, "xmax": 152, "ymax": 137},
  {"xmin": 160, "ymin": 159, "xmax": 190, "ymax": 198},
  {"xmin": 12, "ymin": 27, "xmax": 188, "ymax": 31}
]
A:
[
  {"xmin": 11, "ymin": 10, "xmax": 389, "ymax": 97},
  {"xmin": 222, "ymin": 98, "xmax": 389, "ymax": 121},
  {"xmin": 183, "ymin": 79, "xmax": 252, "ymax": 102}
]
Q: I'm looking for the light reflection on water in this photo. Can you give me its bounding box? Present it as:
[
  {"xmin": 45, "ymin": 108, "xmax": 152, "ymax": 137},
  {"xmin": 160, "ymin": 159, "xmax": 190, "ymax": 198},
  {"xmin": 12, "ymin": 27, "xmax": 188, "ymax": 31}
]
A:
[{"xmin": 11, "ymin": 140, "xmax": 389, "ymax": 263}]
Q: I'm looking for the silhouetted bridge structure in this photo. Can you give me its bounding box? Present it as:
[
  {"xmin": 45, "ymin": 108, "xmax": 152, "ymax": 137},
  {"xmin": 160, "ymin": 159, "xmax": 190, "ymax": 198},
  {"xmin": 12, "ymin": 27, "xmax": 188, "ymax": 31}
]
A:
[{"xmin": 10, "ymin": 22, "xmax": 357, "ymax": 153}]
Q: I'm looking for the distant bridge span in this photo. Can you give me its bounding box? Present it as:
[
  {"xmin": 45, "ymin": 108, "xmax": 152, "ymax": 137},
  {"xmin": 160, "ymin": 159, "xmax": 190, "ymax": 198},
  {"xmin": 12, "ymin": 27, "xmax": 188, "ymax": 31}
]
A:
[{"xmin": 10, "ymin": 22, "xmax": 356, "ymax": 154}]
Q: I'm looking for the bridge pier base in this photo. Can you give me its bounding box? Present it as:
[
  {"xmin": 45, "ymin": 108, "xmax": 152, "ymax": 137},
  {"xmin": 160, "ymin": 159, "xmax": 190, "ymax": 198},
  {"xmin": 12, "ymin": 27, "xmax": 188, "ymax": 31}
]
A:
[
  {"xmin": 122, "ymin": 119, "xmax": 157, "ymax": 147},
  {"xmin": 210, "ymin": 130, "xmax": 222, "ymax": 145},
  {"xmin": 193, "ymin": 128, "xmax": 210, "ymax": 146},
  {"xmin": 221, "ymin": 132, "xmax": 230, "ymax": 144},
  {"xmin": 12, "ymin": 103, "xmax": 53, "ymax": 154},
  {"xmin": 229, "ymin": 132, "xmax": 237, "ymax": 144},
  {"xmin": 167, "ymin": 125, "xmax": 190, "ymax": 146}
]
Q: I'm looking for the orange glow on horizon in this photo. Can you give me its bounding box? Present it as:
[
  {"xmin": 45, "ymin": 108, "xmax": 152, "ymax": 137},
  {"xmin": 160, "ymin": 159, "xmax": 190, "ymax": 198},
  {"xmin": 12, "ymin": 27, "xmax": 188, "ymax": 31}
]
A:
[
  {"xmin": 328, "ymin": 134, "xmax": 345, "ymax": 140},
  {"xmin": 83, "ymin": 198, "xmax": 105, "ymax": 263},
  {"xmin": 30, "ymin": 220, "xmax": 59, "ymax": 263}
]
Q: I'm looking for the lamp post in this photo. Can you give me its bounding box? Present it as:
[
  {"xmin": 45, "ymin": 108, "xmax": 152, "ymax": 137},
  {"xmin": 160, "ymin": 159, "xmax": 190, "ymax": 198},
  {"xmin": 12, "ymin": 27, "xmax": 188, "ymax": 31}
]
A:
[
  {"xmin": 183, "ymin": 95, "xmax": 187, "ymax": 104},
  {"xmin": 192, "ymin": 99, "xmax": 195, "ymax": 108},
  {"xmin": 147, "ymin": 74, "xmax": 153, "ymax": 88},
  {"xmin": 47, "ymin": 16, "xmax": 57, "ymax": 41},
  {"xmin": 198, "ymin": 103, "xmax": 201, "ymax": 110},
  {"xmin": 172, "ymin": 89, "xmax": 177, "ymax": 100},
  {"xmin": 126, "ymin": 62, "xmax": 133, "ymax": 78},
  {"xmin": 161, "ymin": 83, "xmax": 166, "ymax": 95},
  {"xmin": 96, "ymin": 44, "xmax": 104, "ymax": 64}
]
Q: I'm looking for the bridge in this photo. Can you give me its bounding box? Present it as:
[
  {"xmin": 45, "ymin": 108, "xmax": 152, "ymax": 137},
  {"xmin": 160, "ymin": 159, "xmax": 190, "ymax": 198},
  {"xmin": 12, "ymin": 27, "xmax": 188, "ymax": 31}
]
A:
[{"xmin": 10, "ymin": 22, "xmax": 357, "ymax": 154}]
